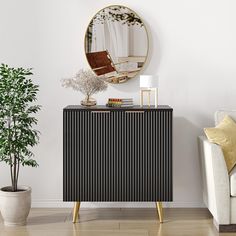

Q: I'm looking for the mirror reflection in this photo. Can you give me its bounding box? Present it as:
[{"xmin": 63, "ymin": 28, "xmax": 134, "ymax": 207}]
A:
[{"xmin": 85, "ymin": 5, "xmax": 149, "ymax": 84}]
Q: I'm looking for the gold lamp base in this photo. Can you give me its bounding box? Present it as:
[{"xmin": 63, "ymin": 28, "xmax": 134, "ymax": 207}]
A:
[{"xmin": 140, "ymin": 88, "xmax": 158, "ymax": 107}]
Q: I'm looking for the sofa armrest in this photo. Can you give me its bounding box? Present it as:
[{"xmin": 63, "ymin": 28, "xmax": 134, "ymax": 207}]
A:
[{"xmin": 198, "ymin": 136, "xmax": 230, "ymax": 224}]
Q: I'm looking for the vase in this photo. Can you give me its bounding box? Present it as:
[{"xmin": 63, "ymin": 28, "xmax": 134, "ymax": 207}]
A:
[
  {"xmin": 81, "ymin": 95, "xmax": 96, "ymax": 106},
  {"xmin": 0, "ymin": 186, "xmax": 31, "ymax": 226}
]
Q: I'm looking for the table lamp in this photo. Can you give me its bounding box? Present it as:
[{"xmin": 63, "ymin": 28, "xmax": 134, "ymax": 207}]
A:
[{"xmin": 140, "ymin": 75, "xmax": 158, "ymax": 107}]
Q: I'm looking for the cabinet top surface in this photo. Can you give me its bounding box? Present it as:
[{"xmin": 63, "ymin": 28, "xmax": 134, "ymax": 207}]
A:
[{"xmin": 64, "ymin": 105, "xmax": 173, "ymax": 111}]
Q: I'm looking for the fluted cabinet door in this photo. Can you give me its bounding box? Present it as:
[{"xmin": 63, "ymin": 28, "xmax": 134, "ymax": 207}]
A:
[
  {"xmin": 63, "ymin": 106, "xmax": 173, "ymax": 202},
  {"xmin": 123, "ymin": 111, "xmax": 172, "ymax": 201}
]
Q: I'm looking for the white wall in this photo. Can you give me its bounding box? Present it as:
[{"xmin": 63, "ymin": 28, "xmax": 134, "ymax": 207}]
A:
[{"xmin": 0, "ymin": 0, "xmax": 236, "ymax": 208}]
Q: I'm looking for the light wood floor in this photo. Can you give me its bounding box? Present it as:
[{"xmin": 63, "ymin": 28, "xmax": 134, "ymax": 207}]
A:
[{"xmin": 0, "ymin": 208, "xmax": 235, "ymax": 236}]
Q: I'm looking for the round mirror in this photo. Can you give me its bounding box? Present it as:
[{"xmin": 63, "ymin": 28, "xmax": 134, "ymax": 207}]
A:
[{"xmin": 85, "ymin": 5, "xmax": 149, "ymax": 84}]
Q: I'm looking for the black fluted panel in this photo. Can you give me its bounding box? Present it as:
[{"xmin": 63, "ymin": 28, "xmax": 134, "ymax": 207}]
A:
[{"xmin": 63, "ymin": 107, "xmax": 173, "ymax": 202}]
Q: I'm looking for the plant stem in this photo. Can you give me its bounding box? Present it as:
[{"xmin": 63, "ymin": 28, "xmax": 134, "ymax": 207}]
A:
[
  {"xmin": 16, "ymin": 157, "xmax": 20, "ymax": 191},
  {"xmin": 8, "ymin": 117, "xmax": 14, "ymax": 191},
  {"xmin": 10, "ymin": 160, "xmax": 14, "ymax": 190},
  {"xmin": 86, "ymin": 94, "xmax": 90, "ymax": 102},
  {"xmin": 13, "ymin": 155, "xmax": 17, "ymax": 191}
]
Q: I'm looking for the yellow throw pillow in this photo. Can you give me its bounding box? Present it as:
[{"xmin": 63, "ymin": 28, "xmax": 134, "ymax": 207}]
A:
[{"xmin": 204, "ymin": 115, "xmax": 236, "ymax": 173}]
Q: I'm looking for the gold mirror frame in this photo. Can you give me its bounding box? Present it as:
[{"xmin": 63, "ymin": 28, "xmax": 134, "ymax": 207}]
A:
[{"xmin": 84, "ymin": 5, "xmax": 149, "ymax": 84}]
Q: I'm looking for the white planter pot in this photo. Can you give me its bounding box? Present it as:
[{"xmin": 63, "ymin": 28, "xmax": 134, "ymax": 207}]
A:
[{"xmin": 0, "ymin": 186, "xmax": 31, "ymax": 226}]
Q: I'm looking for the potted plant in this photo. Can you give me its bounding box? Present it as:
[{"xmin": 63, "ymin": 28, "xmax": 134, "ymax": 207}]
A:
[
  {"xmin": 61, "ymin": 69, "xmax": 107, "ymax": 106},
  {"xmin": 0, "ymin": 64, "xmax": 41, "ymax": 226}
]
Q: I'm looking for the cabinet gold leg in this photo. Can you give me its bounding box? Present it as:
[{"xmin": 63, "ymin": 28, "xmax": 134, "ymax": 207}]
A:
[
  {"xmin": 72, "ymin": 202, "xmax": 80, "ymax": 223},
  {"xmin": 156, "ymin": 202, "xmax": 163, "ymax": 223}
]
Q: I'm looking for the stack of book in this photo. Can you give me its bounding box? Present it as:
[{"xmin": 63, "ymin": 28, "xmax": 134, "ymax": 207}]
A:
[{"xmin": 106, "ymin": 98, "xmax": 134, "ymax": 108}]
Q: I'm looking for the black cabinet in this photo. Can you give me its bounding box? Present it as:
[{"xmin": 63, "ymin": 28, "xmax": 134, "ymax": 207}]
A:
[{"xmin": 63, "ymin": 106, "xmax": 173, "ymax": 202}]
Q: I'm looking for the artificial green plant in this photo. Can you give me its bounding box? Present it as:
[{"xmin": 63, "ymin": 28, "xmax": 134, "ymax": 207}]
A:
[{"xmin": 0, "ymin": 64, "xmax": 40, "ymax": 192}]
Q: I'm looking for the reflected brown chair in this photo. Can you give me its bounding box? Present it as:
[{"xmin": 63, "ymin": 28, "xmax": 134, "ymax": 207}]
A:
[{"xmin": 86, "ymin": 50, "xmax": 140, "ymax": 83}]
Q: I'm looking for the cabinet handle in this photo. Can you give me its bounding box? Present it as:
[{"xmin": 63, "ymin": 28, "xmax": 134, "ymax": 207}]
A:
[
  {"xmin": 91, "ymin": 111, "xmax": 111, "ymax": 113},
  {"xmin": 125, "ymin": 111, "xmax": 145, "ymax": 113}
]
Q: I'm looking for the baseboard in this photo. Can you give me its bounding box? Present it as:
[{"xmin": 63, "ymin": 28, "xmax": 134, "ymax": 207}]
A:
[
  {"xmin": 32, "ymin": 199, "xmax": 205, "ymax": 208},
  {"xmin": 214, "ymin": 219, "xmax": 236, "ymax": 232}
]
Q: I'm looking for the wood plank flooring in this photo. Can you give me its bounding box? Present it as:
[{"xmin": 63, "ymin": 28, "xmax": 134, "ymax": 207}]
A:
[{"xmin": 0, "ymin": 208, "xmax": 235, "ymax": 236}]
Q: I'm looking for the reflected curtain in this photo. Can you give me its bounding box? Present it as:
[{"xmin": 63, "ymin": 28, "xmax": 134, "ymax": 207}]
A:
[{"xmin": 91, "ymin": 16, "xmax": 129, "ymax": 63}]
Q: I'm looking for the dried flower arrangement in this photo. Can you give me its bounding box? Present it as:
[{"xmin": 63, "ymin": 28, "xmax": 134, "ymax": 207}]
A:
[{"xmin": 62, "ymin": 69, "xmax": 107, "ymax": 106}]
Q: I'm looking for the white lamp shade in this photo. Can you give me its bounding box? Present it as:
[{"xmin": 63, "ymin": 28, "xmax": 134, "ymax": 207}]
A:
[{"xmin": 140, "ymin": 75, "xmax": 158, "ymax": 88}]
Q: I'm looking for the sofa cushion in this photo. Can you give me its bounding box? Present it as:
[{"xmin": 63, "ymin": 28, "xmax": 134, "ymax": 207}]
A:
[
  {"xmin": 230, "ymin": 166, "xmax": 236, "ymax": 196},
  {"xmin": 204, "ymin": 115, "xmax": 236, "ymax": 172},
  {"xmin": 215, "ymin": 110, "xmax": 236, "ymax": 126}
]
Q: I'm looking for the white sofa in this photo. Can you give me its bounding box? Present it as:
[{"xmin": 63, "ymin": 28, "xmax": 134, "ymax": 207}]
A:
[{"xmin": 198, "ymin": 110, "xmax": 236, "ymax": 232}]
